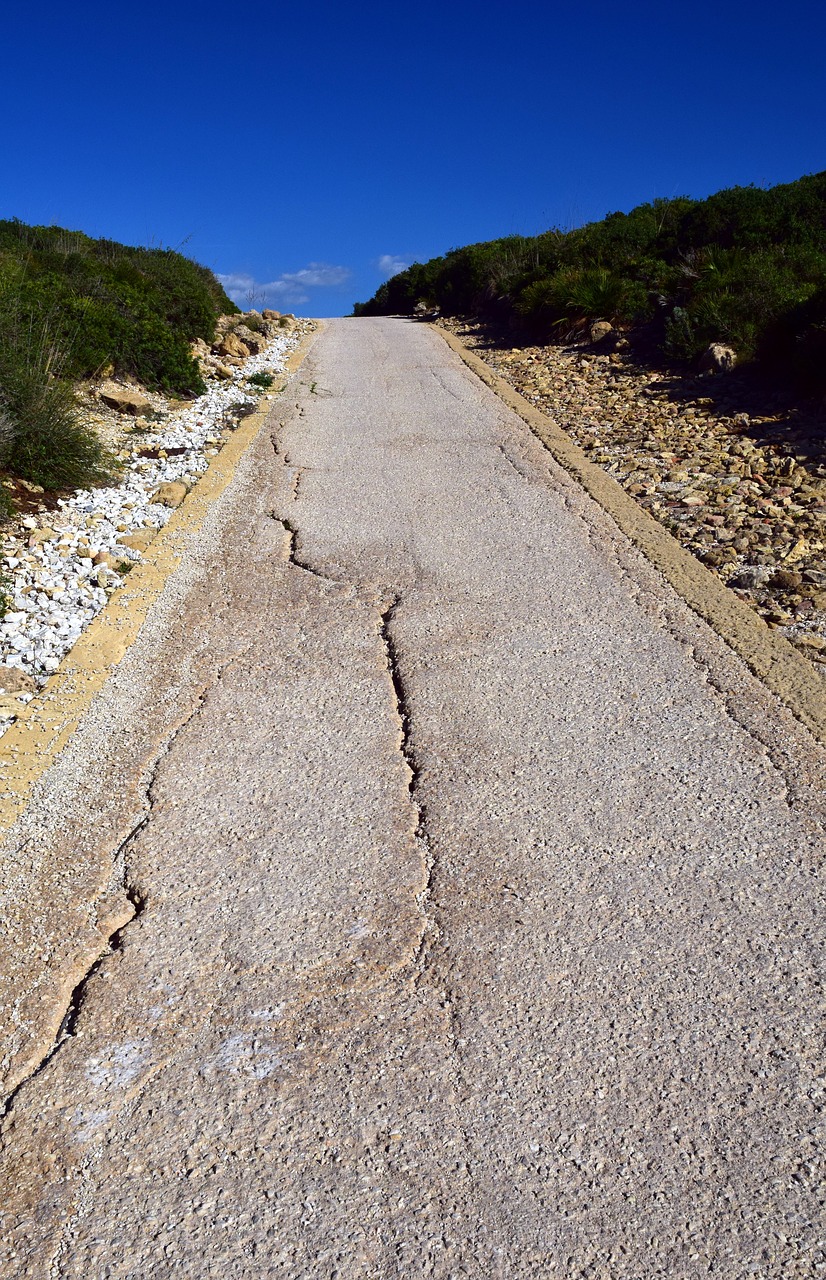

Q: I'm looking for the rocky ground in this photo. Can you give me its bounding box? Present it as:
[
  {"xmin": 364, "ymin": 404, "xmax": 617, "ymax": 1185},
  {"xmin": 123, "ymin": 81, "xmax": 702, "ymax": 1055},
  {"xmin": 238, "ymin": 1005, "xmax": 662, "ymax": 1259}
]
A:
[
  {"xmin": 440, "ymin": 318, "xmax": 826, "ymax": 674},
  {"xmin": 0, "ymin": 312, "xmax": 316, "ymax": 733}
]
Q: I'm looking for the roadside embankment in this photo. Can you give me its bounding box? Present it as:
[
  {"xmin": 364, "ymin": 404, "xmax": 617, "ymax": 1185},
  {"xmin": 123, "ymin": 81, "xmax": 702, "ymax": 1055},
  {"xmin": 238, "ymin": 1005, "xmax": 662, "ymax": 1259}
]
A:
[{"xmin": 0, "ymin": 316, "xmax": 316, "ymax": 735}]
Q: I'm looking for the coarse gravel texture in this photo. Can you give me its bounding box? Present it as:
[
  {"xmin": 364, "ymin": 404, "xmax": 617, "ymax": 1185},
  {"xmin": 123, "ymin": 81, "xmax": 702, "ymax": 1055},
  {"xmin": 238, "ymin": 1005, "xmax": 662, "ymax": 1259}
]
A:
[
  {"xmin": 438, "ymin": 318, "xmax": 826, "ymax": 672},
  {"xmin": 0, "ymin": 318, "xmax": 824, "ymax": 1278},
  {"xmin": 0, "ymin": 321, "xmax": 315, "ymax": 733}
]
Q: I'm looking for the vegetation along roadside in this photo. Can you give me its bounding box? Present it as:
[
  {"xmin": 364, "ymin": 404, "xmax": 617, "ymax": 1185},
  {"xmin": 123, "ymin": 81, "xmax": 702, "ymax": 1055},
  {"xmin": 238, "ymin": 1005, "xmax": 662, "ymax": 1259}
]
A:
[
  {"xmin": 0, "ymin": 218, "xmax": 241, "ymax": 512},
  {"xmin": 354, "ymin": 172, "xmax": 826, "ymax": 674}
]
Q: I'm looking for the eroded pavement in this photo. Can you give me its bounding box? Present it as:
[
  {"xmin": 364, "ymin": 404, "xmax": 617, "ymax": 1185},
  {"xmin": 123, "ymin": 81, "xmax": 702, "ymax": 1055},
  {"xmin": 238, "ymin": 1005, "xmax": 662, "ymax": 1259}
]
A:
[{"xmin": 0, "ymin": 319, "xmax": 824, "ymax": 1277}]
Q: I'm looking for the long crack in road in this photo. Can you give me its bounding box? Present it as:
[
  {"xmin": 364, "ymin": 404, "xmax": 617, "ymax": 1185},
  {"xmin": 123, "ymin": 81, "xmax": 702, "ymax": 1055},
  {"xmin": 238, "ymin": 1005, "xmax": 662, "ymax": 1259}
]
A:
[{"xmin": 0, "ymin": 318, "xmax": 824, "ymax": 1278}]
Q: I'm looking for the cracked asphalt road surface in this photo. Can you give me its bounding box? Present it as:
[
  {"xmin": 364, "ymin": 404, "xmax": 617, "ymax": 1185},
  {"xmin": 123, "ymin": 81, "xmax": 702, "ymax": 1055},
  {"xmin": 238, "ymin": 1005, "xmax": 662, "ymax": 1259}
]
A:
[{"xmin": 1, "ymin": 318, "xmax": 825, "ymax": 1277}]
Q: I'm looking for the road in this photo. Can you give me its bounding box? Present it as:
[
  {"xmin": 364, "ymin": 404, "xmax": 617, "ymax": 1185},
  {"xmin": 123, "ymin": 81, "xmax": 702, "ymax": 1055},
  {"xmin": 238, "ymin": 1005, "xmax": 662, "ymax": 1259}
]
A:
[{"xmin": 1, "ymin": 318, "xmax": 824, "ymax": 1277}]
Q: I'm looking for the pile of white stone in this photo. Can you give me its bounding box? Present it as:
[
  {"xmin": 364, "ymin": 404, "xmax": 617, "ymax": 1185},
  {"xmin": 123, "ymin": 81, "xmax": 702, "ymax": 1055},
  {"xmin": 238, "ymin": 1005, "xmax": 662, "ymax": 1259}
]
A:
[{"xmin": 0, "ymin": 326, "xmax": 303, "ymax": 735}]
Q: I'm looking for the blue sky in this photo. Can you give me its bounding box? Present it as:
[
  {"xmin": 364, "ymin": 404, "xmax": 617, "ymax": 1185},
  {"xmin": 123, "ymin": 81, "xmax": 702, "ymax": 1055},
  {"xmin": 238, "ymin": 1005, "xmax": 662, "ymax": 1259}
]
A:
[{"xmin": 3, "ymin": 1, "xmax": 824, "ymax": 316}]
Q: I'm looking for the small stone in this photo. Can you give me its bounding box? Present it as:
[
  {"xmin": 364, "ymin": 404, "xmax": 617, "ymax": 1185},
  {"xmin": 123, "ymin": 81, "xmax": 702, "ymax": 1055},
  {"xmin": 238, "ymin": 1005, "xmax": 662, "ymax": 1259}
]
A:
[
  {"xmin": 784, "ymin": 538, "xmax": 812, "ymax": 565},
  {"xmin": 793, "ymin": 633, "xmax": 826, "ymax": 651},
  {"xmin": 771, "ymin": 569, "xmax": 803, "ymax": 591},
  {"xmin": 0, "ymin": 666, "xmax": 36, "ymax": 694},
  {"xmin": 151, "ymin": 481, "xmax": 189, "ymax": 509},
  {"xmin": 27, "ymin": 527, "xmax": 58, "ymax": 546},
  {"xmin": 729, "ymin": 566, "xmax": 773, "ymax": 588},
  {"xmin": 118, "ymin": 530, "xmax": 156, "ymax": 554}
]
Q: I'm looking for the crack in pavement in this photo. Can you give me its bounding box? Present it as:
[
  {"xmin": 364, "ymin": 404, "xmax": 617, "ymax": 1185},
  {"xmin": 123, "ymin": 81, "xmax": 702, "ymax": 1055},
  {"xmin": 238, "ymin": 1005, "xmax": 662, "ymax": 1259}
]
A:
[
  {"xmin": 0, "ymin": 646, "xmax": 251, "ymax": 1129},
  {"xmin": 378, "ymin": 597, "xmax": 438, "ymax": 970},
  {"xmin": 272, "ymin": 513, "xmax": 342, "ymax": 584},
  {"xmin": 270, "ymin": 420, "xmax": 440, "ymax": 969},
  {"xmin": 376, "ymin": 594, "xmax": 484, "ymax": 1224}
]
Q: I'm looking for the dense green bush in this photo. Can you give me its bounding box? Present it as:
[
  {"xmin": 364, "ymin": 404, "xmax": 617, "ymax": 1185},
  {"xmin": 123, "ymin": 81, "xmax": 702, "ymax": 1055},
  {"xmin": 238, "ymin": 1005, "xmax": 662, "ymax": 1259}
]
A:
[
  {"xmin": 353, "ymin": 171, "xmax": 826, "ymax": 392},
  {"xmin": 0, "ymin": 219, "xmax": 237, "ymax": 496},
  {"xmin": 0, "ymin": 312, "xmax": 112, "ymax": 490},
  {"xmin": 0, "ymin": 219, "xmax": 236, "ymax": 394}
]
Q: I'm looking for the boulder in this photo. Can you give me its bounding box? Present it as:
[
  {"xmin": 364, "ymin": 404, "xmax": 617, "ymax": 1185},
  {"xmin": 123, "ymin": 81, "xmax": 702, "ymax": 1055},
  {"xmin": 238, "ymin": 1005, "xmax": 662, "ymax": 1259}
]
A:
[
  {"xmin": 213, "ymin": 333, "xmax": 251, "ymax": 359},
  {"xmin": 99, "ymin": 380, "xmax": 153, "ymax": 416},
  {"xmin": 698, "ymin": 344, "xmax": 737, "ymax": 375},
  {"xmin": 232, "ymin": 324, "xmax": 266, "ymax": 354},
  {"xmin": 771, "ymin": 569, "xmax": 803, "ymax": 591},
  {"xmin": 151, "ymin": 481, "xmax": 189, "ymax": 509},
  {"xmin": 213, "ymin": 363, "xmax": 235, "ymax": 380},
  {"xmin": 0, "ymin": 665, "xmax": 36, "ymax": 694},
  {"xmin": 589, "ymin": 320, "xmax": 614, "ymax": 343},
  {"xmin": 262, "ymin": 309, "xmax": 281, "ymax": 320}
]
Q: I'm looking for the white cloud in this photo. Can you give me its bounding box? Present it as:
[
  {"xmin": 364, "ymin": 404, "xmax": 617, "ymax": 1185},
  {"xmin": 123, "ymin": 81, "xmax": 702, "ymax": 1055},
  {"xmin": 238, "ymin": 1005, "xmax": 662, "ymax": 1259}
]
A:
[
  {"xmin": 377, "ymin": 254, "xmax": 410, "ymax": 278},
  {"xmin": 217, "ymin": 263, "xmax": 352, "ymax": 309}
]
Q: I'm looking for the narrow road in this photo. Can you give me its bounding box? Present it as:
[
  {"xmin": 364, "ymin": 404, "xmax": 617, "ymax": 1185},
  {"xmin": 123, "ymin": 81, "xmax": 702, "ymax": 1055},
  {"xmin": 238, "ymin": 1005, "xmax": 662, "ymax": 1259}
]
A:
[{"xmin": 1, "ymin": 319, "xmax": 824, "ymax": 1278}]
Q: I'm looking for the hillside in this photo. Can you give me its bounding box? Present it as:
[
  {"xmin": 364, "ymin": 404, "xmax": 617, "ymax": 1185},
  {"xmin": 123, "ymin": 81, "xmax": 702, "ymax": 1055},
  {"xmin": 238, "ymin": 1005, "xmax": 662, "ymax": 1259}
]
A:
[
  {"xmin": 354, "ymin": 172, "xmax": 826, "ymax": 396},
  {"xmin": 0, "ymin": 220, "xmax": 238, "ymax": 499}
]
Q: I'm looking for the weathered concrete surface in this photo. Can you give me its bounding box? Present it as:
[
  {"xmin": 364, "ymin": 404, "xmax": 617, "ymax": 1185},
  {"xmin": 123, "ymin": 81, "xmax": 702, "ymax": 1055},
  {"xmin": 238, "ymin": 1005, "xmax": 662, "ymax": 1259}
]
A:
[
  {"xmin": 0, "ymin": 318, "xmax": 824, "ymax": 1277},
  {"xmin": 0, "ymin": 330, "xmax": 320, "ymax": 1102},
  {"xmin": 436, "ymin": 325, "xmax": 826, "ymax": 743}
]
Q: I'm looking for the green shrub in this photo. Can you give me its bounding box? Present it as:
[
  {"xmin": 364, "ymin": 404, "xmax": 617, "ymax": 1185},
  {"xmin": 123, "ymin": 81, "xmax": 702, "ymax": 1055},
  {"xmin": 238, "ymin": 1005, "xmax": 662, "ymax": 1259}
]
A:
[
  {"xmin": 0, "ymin": 219, "xmax": 234, "ymax": 395},
  {"xmin": 247, "ymin": 371, "xmax": 274, "ymax": 389},
  {"xmin": 0, "ymin": 338, "xmax": 112, "ymax": 490},
  {"xmin": 518, "ymin": 268, "xmax": 650, "ymax": 334},
  {"xmin": 0, "ymin": 268, "xmax": 113, "ymax": 490},
  {"xmin": 353, "ymin": 169, "xmax": 826, "ymax": 390},
  {"xmin": 663, "ymin": 307, "xmax": 698, "ymax": 361},
  {"xmin": 0, "ymin": 566, "xmax": 11, "ymax": 616}
]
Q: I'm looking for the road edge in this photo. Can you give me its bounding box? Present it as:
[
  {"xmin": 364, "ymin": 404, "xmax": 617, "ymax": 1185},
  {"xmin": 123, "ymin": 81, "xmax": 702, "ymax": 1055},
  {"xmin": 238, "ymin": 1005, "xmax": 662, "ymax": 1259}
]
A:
[
  {"xmin": 0, "ymin": 325, "xmax": 322, "ymax": 829},
  {"xmin": 435, "ymin": 324, "xmax": 826, "ymax": 745}
]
